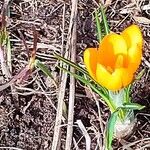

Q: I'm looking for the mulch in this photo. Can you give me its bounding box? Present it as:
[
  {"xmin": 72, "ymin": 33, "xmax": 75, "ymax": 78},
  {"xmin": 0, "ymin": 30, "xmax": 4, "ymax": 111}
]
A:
[{"xmin": 0, "ymin": 0, "xmax": 149, "ymax": 149}]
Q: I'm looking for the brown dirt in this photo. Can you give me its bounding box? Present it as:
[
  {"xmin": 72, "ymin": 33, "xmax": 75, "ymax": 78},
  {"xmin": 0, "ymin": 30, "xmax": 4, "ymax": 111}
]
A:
[{"xmin": 0, "ymin": 0, "xmax": 150, "ymax": 150}]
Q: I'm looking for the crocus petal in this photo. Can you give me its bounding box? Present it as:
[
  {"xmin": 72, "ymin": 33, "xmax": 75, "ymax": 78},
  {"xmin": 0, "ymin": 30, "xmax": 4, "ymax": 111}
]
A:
[
  {"xmin": 115, "ymin": 54, "xmax": 124, "ymax": 68},
  {"xmin": 96, "ymin": 64, "xmax": 122, "ymax": 91},
  {"xmin": 119, "ymin": 68, "xmax": 133, "ymax": 87},
  {"xmin": 127, "ymin": 45, "xmax": 142, "ymax": 73},
  {"xmin": 121, "ymin": 25, "xmax": 143, "ymax": 49},
  {"xmin": 83, "ymin": 25, "xmax": 143, "ymax": 91},
  {"xmin": 98, "ymin": 33, "xmax": 127, "ymax": 69},
  {"xmin": 84, "ymin": 48, "xmax": 98, "ymax": 80}
]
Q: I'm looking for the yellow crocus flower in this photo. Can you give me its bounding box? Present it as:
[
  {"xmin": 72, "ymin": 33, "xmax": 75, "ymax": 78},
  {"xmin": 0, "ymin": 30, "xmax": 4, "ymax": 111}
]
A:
[{"xmin": 84, "ymin": 25, "xmax": 143, "ymax": 91}]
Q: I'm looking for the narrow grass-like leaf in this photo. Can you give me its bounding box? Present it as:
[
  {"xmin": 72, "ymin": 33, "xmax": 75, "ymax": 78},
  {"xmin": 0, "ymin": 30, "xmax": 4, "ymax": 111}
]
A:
[
  {"xmin": 57, "ymin": 65, "xmax": 116, "ymax": 112},
  {"xmin": 57, "ymin": 65, "xmax": 90, "ymax": 85},
  {"xmin": 124, "ymin": 84, "xmax": 131, "ymax": 103},
  {"xmin": 124, "ymin": 69, "xmax": 145, "ymax": 103},
  {"xmin": 106, "ymin": 110, "xmax": 119, "ymax": 150},
  {"xmin": 100, "ymin": 6, "xmax": 110, "ymax": 35},
  {"xmin": 34, "ymin": 59, "xmax": 57, "ymax": 86},
  {"xmin": 96, "ymin": 82, "xmax": 108, "ymax": 96},
  {"xmin": 6, "ymin": 35, "xmax": 11, "ymax": 71},
  {"xmin": 95, "ymin": 9, "xmax": 102, "ymax": 42},
  {"xmin": 122, "ymin": 103, "xmax": 145, "ymax": 110},
  {"xmin": 135, "ymin": 69, "xmax": 145, "ymax": 80},
  {"xmin": 55, "ymin": 53, "xmax": 108, "ymax": 94},
  {"xmin": 18, "ymin": 30, "xmax": 30, "ymax": 58},
  {"xmin": 105, "ymin": 102, "xmax": 144, "ymax": 150},
  {"xmin": 54, "ymin": 53, "xmax": 89, "ymax": 76},
  {"xmin": 0, "ymin": 31, "xmax": 7, "ymax": 46}
]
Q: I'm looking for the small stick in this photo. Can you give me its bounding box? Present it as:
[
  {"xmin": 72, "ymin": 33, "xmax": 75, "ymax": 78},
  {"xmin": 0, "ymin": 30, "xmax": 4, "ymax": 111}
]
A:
[
  {"xmin": 0, "ymin": 147, "xmax": 23, "ymax": 150},
  {"xmin": 142, "ymin": 56, "xmax": 150, "ymax": 68},
  {"xmin": 76, "ymin": 120, "xmax": 91, "ymax": 150},
  {"xmin": 122, "ymin": 138, "xmax": 150, "ymax": 149},
  {"xmin": 65, "ymin": 0, "xmax": 78, "ymax": 150},
  {"xmin": 51, "ymin": 3, "xmax": 68, "ymax": 150}
]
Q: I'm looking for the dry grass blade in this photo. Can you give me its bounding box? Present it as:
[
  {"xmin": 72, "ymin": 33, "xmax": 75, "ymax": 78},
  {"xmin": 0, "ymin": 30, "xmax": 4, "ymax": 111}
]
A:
[
  {"xmin": 105, "ymin": 0, "xmax": 113, "ymax": 6},
  {"xmin": 51, "ymin": 3, "xmax": 68, "ymax": 150},
  {"xmin": 140, "ymin": 144, "xmax": 150, "ymax": 149},
  {"xmin": 133, "ymin": 16, "xmax": 150, "ymax": 24},
  {"xmin": 0, "ymin": 77, "xmax": 15, "ymax": 91},
  {"xmin": 65, "ymin": 0, "xmax": 77, "ymax": 150},
  {"xmin": 0, "ymin": 147, "xmax": 23, "ymax": 150},
  {"xmin": 90, "ymin": 89, "xmax": 105, "ymax": 149},
  {"xmin": 0, "ymin": 2, "xmax": 11, "ymax": 79},
  {"xmin": 73, "ymin": 138, "xmax": 80, "ymax": 150},
  {"xmin": 1, "ymin": 1, "xmax": 7, "ymax": 29},
  {"xmin": 52, "ymin": 0, "xmax": 79, "ymax": 149},
  {"xmin": 76, "ymin": 120, "xmax": 91, "ymax": 150},
  {"xmin": 143, "ymin": 57, "xmax": 150, "ymax": 68},
  {"xmin": 121, "ymin": 138, "xmax": 150, "ymax": 149},
  {"xmin": 31, "ymin": 26, "xmax": 37, "ymax": 60},
  {"xmin": 18, "ymin": 30, "xmax": 30, "ymax": 57}
]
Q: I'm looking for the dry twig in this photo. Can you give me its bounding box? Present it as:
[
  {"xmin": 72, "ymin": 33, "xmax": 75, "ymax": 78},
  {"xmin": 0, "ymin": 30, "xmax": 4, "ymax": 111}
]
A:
[
  {"xmin": 51, "ymin": 2, "xmax": 68, "ymax": 150},
  {"xmin": 52, "ymin": 0, "xmax": 79, "ymax": 149},
  {"xmin": 76, "ymin": 120, "xmax": 91, "ymax": 150},
  {"xmin": 0, "ymin": 147, "xmax": 23, "ymax": 150},
  {"xmin": 65, "ymin": 0, "xmax": 78, "ymax": 150}
]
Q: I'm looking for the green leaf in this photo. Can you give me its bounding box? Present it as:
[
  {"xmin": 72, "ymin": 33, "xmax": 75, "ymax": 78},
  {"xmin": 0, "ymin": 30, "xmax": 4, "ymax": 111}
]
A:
[
  {"xmin": 0, "ymin": 30, "xmax": 7, "ymax": 46},
  {"xmin": 54, "ymin": 53, "xmax": 89, "ymax": 76},
  {"xmin": 106, "ymin": 110, "xmax": 119, "ymax": 150},
  {"xmin": 124, "ymin": 69, "xmax": 145, "ymax": 103},
  {"xmin": 55, "ymin": 53, "xmax": 108, "ymax": 94},
  {"xmin": 57, "ymin": 65, "xmax": 116, "ymax": 112},
  {"xmin": 135, "ymin": 69, "xmax": 145, "ymax": 80},
  {"xmin": 95, "ymin": 9, "xmax": 102, "ymax": 42},
  {"xmin": 34, "ymin": 59, "xmax": 57, "ymax": 86},
  {"xmin": 124, "ymin": 84, "xmax": 132, "ymax": 103},
  {"xmin": 102, "ymin": 101, "xmax": 144, "ymax": 150},
  {"xmin": 122, "ymin": 103, "xmax": 145, "ymax": 110},
  {"xmin": 100, "ymin": 6, "xmax": 110, "ymax": 35},
  {"xmin": 57, "ymin": 65, "xmax": 92, "ymax": 86},
  {"xmin": 55, "ymin": 54, "xmax": 115, "ymax": 110}
]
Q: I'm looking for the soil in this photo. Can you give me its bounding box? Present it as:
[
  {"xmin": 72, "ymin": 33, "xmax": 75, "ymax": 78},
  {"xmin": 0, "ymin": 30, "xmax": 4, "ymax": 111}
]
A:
[{"xmin": 0, "ymin": 0, "xmax": 150, "ymax": 150}]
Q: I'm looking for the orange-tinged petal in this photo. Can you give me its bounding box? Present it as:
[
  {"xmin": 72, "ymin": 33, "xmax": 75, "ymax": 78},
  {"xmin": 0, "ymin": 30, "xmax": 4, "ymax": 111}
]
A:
[
  {"xmin": 84, "ymin": 48, "xmax": 98, "ymax": 80},
  {"xmin": 115, "ymin": 55, "xmax": 124, "ymax": 68},
  {"xmin": 96, "ymin": 64, "xmax": 122, "ymax": 91},
  {"xmin": 96, "ymin": 64, "xmax": 133, "ymax": 90},
  {"xmin": 83, "ymin": 25, "xmax": 143, "ymax": 91},
  {"xmin": 121, "ymin": 25, "xmax": 143, "ymax": 49},
  {"xmin": 127, "ymin": 45, "xmax": 142, "ymax": 73},
  {"xmin": 98, "ymin": 33, "xmax": 128, "ymax": 69},
  {"xmin": 119, "ymin": 68, "xmax": 133, "ymax": 87}
]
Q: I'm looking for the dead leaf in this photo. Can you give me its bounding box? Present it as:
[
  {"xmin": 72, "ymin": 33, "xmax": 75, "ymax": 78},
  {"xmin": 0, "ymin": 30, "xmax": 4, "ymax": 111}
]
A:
[
  {"xmin": 105, "ymin": 0, "xmax": 113, "ymax": 6},
  {"xmin": 133, "ymin": 16, "xmax": 150, "ymax": 24}
]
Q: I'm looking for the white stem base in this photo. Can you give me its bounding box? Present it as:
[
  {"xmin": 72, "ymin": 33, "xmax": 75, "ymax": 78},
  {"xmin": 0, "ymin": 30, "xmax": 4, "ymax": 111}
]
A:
[{"xmin": 114, "ymin": 115, "xmax": 136, "ymax": 139}]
